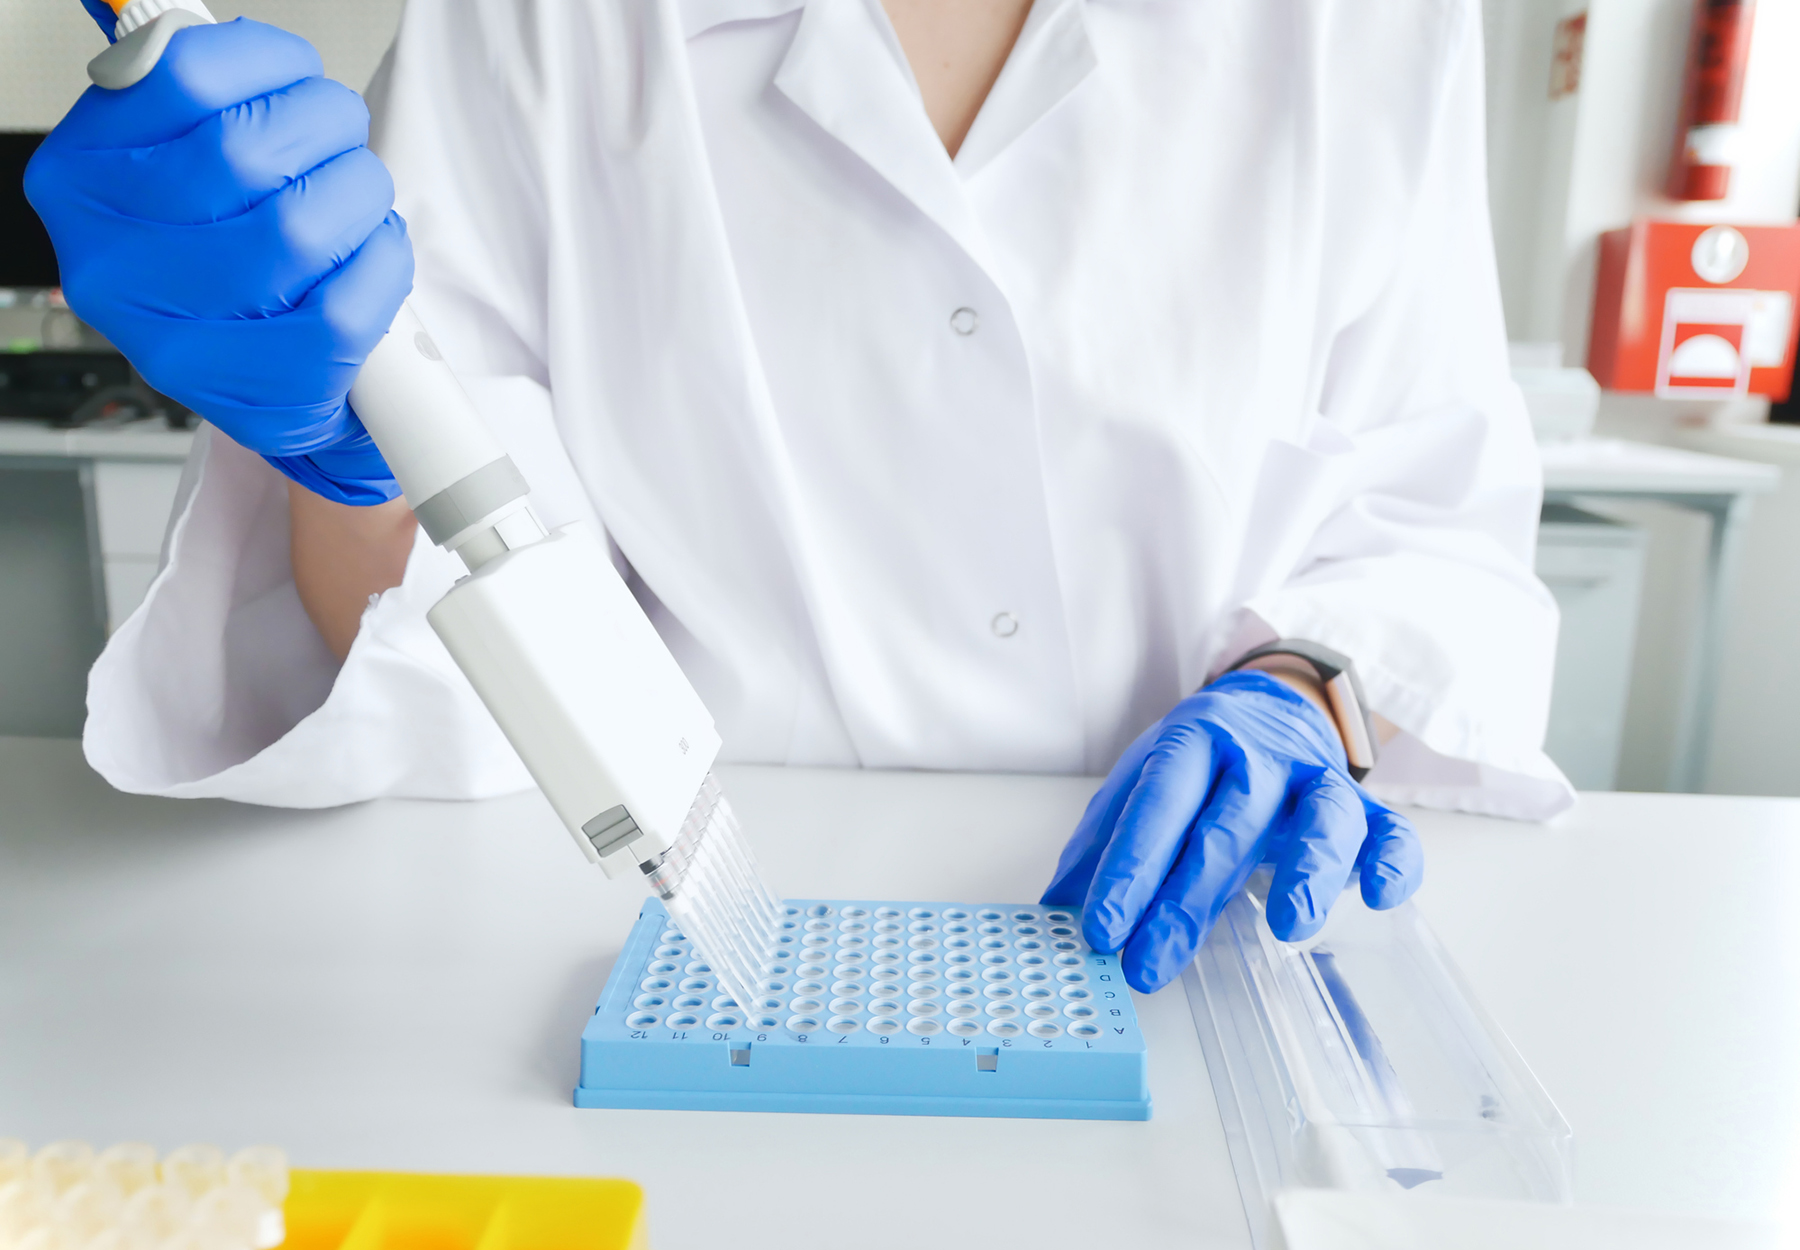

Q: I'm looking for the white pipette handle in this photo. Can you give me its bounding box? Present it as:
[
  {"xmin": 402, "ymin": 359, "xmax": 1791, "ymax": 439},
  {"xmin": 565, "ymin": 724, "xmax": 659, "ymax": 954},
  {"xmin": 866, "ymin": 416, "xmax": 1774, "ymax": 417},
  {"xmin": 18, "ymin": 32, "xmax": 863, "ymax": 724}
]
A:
[{"xmin": 350, "ymin": 303, "xmax": 545, "ymax": 560}]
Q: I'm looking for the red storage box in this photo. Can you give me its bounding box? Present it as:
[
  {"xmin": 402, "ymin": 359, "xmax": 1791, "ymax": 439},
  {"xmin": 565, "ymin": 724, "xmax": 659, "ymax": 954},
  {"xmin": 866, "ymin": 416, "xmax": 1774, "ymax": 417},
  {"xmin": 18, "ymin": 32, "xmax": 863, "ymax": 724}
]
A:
[{"xmin": 1587, "ymin": 218, "xmax": 1800, "ymax": 401}]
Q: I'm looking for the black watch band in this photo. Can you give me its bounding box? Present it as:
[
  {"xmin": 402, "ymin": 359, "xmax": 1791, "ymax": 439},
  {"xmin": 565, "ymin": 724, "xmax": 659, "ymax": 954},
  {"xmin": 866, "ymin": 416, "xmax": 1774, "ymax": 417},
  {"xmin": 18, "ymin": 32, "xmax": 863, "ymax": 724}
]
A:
[{"xmin": 1224, "ymin": 640, "xmax": 1379, "ymax": 781}]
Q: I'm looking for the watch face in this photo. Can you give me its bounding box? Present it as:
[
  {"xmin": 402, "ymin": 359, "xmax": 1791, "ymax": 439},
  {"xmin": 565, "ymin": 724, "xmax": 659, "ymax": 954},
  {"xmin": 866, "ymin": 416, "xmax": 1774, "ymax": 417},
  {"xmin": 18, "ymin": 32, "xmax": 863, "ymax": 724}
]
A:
[{"xmin": 1323, "ymin": 673, "xmax": 1376, "ymax": 775}]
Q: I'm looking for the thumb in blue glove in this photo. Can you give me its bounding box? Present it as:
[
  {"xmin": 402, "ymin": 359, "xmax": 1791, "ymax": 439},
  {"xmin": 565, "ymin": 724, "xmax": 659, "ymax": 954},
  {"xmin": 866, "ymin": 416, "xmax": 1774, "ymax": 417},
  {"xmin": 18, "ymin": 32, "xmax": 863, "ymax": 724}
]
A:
[
  {"xmin": 25, "ymin": 17, "xmax": 411, "ymax": 505},
  {"xmin": 78, "ymin": 0, "xmax": 121, "ymax": 40},
  {"xmin": 1042, "ymin": 670, "xmax": 1422, "ymax": 993}
]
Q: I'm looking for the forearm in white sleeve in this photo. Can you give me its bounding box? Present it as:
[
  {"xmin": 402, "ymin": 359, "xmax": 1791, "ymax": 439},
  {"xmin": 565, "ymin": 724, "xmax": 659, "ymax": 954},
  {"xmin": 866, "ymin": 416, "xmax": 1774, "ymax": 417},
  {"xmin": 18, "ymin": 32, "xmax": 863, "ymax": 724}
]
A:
[
  {"xmin": 82, "ymin": 418, "xmax": 538, "ymax": 805},
  {"xmin": 1234, "ymin": 0, "xmax": 1573, "ymax": 820}
]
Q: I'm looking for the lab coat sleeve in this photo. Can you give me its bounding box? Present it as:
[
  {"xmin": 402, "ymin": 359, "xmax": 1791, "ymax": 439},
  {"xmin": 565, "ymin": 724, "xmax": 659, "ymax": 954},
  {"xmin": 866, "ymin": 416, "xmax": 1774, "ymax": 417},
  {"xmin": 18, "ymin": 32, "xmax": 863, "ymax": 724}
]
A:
[
  {"xmin": 1233, "ymin": 0, "xmax": 1573, "ymax": 820},
  {"xmin": 81, "ymin": 6, "xmax": 598, "ymax": 804},
  {"xmin": 82, "ymin": 422, "xmax": 523, "ymax": 802},
  {"xmin": 80, "ymin": 376, "xmax": 600, "ymax": 803}
]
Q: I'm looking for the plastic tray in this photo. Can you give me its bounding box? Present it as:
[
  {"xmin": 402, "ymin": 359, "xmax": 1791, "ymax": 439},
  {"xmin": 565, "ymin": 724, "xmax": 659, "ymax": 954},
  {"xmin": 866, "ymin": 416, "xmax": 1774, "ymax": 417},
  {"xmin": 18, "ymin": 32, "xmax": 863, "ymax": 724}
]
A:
[
  {"xmin": 1185, "ymin": 871, "xmax": 1572, "ymax": 1247},
  {"xmin": 283, "ymin": 1170, "xmax": 645, "ymax": 1250},
  {"xmin": 576, "ymin": 898, "xmax": 1149, "ymax": 1119}
]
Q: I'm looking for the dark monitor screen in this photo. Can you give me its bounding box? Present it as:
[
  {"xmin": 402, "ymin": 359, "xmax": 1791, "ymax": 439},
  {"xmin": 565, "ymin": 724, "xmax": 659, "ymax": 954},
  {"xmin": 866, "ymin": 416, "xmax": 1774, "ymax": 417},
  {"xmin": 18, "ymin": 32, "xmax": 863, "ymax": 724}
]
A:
[{"xmin": 1, "ymin": 132, "xmax": 60, "ymax": 289}]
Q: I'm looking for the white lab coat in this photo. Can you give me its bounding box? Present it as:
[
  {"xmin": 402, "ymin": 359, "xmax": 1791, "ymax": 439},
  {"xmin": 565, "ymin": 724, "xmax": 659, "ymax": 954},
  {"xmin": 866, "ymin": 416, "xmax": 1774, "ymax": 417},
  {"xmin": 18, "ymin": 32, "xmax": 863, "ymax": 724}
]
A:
[{"xmin": 84, "ymin": 0, "xmax": 1575, "ymax": 819}]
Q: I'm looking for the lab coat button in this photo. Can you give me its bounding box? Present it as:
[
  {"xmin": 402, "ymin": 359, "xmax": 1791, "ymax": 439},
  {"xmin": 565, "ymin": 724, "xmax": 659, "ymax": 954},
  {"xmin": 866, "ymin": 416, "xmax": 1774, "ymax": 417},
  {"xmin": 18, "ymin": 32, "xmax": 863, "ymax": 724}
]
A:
[
  {"xmin": 949, "ymin": 307, "xmax": 979, "ymax": 336},
  {"xmin": 991, "ymin": 612, "xmax": 1019, "ymax": 638}
]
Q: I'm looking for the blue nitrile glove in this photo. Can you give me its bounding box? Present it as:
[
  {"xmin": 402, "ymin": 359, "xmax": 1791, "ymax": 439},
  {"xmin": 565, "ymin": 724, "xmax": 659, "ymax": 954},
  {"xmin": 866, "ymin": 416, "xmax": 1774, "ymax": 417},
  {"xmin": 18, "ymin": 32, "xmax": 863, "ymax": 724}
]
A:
[
  {"xmin": 77, "ymin": 0, "xmax": 119, "ymax": 38},
  {"xmin": 1042, "ymin": 671, "xmax": 1423, "ymax": 993},
  {"xmin": 24, "ymin": 17, "xmax": 411, "ymax": 504}
]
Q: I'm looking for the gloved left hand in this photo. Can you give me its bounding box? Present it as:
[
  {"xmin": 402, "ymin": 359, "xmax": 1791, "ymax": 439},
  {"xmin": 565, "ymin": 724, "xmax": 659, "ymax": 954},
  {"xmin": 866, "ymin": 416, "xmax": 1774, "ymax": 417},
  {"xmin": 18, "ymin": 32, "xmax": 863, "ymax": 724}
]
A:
[{"xmin": 1042, "ymin": 671, "xmax": 1423, "ymax": 992}]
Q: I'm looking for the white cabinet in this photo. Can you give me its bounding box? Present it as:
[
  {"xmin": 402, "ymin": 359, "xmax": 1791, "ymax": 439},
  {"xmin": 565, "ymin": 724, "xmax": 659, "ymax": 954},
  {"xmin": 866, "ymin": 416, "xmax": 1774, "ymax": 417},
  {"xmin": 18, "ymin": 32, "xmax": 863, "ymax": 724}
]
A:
[
  {"xmin": 1536, "ymin": 503, "xmax": 1647, "ymax": 790},
  {"xmin": 0, "ymin": 421, "xmax": 192, "ymax": 736},
  {"xmin": 91, "ymin": 458, "xmax": 185, "ymax": 631},
  {"xmin": 0, "ymin": 420, "xmax": 193, "ymax": 630},
  {"xmin": 1671, "ymin": 424, "xmax": 1800, "ymax": 796}
]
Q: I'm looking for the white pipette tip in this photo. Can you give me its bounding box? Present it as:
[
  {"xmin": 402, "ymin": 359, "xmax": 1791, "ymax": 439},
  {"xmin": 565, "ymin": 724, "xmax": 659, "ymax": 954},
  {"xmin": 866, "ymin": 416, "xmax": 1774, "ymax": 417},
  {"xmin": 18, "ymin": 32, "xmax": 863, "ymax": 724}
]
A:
[{"xmin": 645, "ymin": 774, "xmax": 782, "ymax": 1015}]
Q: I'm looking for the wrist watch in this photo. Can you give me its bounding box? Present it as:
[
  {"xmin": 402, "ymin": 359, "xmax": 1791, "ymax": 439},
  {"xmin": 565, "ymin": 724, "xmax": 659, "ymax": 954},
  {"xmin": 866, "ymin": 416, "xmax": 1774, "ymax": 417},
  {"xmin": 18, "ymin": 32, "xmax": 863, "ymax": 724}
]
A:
[{"xmin": 1224, "ymin": 640, "xmax": 1379, "ymax": 780}]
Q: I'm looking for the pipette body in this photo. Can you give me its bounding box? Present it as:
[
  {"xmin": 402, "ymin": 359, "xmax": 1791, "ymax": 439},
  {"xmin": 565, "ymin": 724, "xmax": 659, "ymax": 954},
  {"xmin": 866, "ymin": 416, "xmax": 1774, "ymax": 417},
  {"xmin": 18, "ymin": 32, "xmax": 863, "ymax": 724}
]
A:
[{"xmin": 80, "ymin": 0, "xmax": 781, "ymax": 1011}]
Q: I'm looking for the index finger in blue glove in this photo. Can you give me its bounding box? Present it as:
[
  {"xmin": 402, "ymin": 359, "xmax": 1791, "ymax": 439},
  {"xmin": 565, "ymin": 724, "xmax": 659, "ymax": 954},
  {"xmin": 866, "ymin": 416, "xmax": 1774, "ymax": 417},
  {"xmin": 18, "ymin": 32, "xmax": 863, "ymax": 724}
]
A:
[
  {"xmin": 1082, "ymin": 720, "xmax": 1218, "ymax": 953},
  {"xmin": 52, "ymin": 21, "xmax": 325, "ymax": 150},
  {"xmin": 64, "ymin": 76, "xmax": 372, "ymax": 225},
  {"xmin": 1265, "ymin": 768, "xmax": 1366, "ymax": 942},
  {"xmin": 1356, "ymin": 798, "xmax": 1422, "ymax": 910},
  {"xmin": 63, "ymin": 145, "xmax": 395, "ymax": 324},
  {"xmin": 1118, "ymin": 749, "xmax": 1285, "ymax": 991},
  {"xmin": 1041, "ymin": 721, "xmax": 1159, "ymax": 908}
]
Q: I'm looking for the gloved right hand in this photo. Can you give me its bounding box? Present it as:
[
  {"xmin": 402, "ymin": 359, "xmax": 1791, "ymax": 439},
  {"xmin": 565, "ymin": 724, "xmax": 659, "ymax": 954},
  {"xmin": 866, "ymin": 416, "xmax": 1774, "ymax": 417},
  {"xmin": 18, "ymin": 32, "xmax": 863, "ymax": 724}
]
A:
[
  {"xmin": 25, "ymin": 17, "xmax": 412, "ymax": 505},
  {"xmin": 1042, "ymin": 671, "xmax": 1422, "ymax": 993}
]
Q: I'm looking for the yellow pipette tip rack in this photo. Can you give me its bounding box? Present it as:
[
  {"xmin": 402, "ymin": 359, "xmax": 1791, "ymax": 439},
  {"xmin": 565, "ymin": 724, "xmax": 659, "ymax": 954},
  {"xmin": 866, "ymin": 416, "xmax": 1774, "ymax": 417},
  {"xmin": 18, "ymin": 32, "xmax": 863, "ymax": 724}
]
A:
[{"xmin": 283, "ymin": 1171, "xmax": 648, "ymax": 1250}]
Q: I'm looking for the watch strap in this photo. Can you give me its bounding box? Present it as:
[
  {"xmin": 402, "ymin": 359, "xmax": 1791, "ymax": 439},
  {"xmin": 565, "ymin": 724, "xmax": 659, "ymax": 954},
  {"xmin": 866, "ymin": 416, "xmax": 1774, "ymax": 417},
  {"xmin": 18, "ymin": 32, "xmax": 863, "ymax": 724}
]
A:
[{"xmin": 1224, "ymin": 640, "xmax": 1378, "ymax": 781}]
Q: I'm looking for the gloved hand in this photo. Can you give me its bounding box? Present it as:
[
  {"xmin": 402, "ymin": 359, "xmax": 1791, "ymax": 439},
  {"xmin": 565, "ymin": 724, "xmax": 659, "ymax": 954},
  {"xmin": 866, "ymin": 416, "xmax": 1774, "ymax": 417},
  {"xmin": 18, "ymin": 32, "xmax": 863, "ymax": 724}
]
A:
[
  {"xmin": 25, "ymin": 17, "xmax": 412, "ymax": 504},
  {"xmin": 1042, "ymin": 670, "xmax": 1423, "ymax": 993}
]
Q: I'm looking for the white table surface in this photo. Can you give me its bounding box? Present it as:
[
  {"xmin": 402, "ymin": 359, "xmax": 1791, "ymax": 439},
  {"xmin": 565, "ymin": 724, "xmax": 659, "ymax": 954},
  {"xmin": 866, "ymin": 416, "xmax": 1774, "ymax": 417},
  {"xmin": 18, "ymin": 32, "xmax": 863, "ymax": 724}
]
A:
[
  {"xmin": 2, "ymin": 737, "xmax": 1796, "ymax": 1247},
  {"xmin": 1539, "ymin": 437, "xmax": 1779, "ymax": 496}
]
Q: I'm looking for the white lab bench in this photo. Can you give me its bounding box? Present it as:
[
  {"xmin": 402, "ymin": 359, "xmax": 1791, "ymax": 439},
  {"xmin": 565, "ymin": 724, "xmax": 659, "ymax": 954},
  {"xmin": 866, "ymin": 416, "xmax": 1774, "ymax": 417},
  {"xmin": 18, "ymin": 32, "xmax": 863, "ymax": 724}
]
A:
[
  {"xmin": 0, "ymin": 419, "xmax": 193, "ymax": 631},
  {"xmin": 1, "ymin": 738, "xmax": 1793, "ymax": 1247},
  {"xmin": 1540, "ymin": 437, "xmax": 1779, "ymax": 792}
]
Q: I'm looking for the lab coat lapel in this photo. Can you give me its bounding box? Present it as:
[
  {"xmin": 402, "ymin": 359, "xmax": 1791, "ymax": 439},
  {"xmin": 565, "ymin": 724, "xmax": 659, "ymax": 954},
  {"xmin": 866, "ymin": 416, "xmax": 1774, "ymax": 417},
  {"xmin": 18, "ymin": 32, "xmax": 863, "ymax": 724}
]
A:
[
  {"xmin": 953, "ymin": 0, "xmax": 1096, "ymax": 178},
  {"xmin": 774, "ymin": 0, "xmax": 1000, "ymax": 276}
]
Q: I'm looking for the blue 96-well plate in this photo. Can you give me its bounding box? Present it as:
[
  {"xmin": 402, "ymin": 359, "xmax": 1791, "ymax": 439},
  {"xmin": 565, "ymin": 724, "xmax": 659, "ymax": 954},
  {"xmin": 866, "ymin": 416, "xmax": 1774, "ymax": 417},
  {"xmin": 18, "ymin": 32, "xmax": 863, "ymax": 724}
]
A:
[{"xmin": 575, "ymin": 898, "xmax": 1150, "ymax": 1120}]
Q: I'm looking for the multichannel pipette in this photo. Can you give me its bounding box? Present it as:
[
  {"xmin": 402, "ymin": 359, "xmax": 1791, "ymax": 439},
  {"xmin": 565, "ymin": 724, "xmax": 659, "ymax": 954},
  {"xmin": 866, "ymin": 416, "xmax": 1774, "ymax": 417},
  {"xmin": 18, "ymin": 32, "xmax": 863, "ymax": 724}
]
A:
[{"xmin": 80, "ymin": 0, "xmax": 781, "ymax": 1014}]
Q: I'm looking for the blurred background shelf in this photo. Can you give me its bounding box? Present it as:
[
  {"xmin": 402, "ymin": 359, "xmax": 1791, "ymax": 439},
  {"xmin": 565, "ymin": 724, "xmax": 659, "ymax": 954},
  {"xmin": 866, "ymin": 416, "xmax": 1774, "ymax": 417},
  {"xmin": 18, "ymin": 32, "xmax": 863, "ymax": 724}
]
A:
[{"xmin": 0, "ymin": 419, "xmax": 191, "ymax": 737}]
